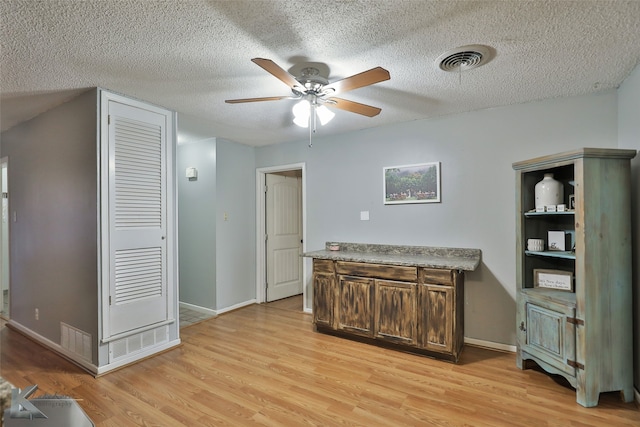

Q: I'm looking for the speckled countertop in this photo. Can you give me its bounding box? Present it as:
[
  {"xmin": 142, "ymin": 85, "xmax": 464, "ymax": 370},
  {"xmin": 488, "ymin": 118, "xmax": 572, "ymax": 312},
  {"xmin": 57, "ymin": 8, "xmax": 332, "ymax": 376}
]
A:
[{"xmin": 303, "ymin": 242, "xmax": 481, "ymax": 271}]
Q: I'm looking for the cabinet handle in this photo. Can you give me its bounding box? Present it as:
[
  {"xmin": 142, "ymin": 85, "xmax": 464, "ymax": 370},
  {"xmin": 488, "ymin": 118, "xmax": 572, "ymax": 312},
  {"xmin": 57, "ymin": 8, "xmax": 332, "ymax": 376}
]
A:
[{"xmin": 519, "ymin": 321, "xmax": 526, "ymax": 332}]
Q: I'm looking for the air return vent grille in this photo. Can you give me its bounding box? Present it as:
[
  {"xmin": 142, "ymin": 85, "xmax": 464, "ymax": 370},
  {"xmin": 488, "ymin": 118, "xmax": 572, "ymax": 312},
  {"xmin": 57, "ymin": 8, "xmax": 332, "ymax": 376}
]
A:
[{"xmin": 437, "ymin": 45, "xmax": 494, "ymax": 72}]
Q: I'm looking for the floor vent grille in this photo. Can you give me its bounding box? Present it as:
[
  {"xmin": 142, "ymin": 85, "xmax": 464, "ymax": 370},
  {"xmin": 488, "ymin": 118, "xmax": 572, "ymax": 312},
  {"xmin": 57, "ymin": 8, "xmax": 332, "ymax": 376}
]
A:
[
  {"xmin": 60, "ymin": 322, "xmax": 92, "ymax": 362},
  {"xmin": 109, "ymin": 325, "xmax": 169, "ymax": 363}
]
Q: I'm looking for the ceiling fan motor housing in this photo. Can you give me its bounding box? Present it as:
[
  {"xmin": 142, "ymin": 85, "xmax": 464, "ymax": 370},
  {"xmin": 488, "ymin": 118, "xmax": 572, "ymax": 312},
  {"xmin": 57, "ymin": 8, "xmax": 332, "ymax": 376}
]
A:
[{"xmin": 295, "ymin": 67, "xmax": 329, "ymax": 95}]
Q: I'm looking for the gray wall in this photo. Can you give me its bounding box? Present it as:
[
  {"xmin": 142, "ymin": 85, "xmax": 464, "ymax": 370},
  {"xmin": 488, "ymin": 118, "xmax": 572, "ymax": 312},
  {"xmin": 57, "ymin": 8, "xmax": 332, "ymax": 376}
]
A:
[
  {"xmin": 0, "ymin": 89, "xmax": 100, "ymax": 362},
  {"xmin": 177, "ymin": 138, "xmax": 217, "ymax": 309},
  {"xmin": 256, "ymin": 90, "xmax": 619, "ymax": 347},
  {"xmin": 175, "ymin": 133, "xmax": 256, "ymax": 311},
  {"xmin": 617, "ymin": 63, "xmax": 640, "ymax": 392},
  {"xmin": 215, "ymin": 138, "xmax": 256, "ymax": 309}
]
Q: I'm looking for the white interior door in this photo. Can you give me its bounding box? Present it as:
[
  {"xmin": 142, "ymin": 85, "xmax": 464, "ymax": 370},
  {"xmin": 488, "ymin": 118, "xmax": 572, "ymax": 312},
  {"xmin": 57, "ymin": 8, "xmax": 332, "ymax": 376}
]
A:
[
  {"xmin": 266, "ymin": 173, "xmax": 302, "ymax": 302},
  {"xmin": 106, "ymin": 100, "xmax": 168, "ymax": 336}
]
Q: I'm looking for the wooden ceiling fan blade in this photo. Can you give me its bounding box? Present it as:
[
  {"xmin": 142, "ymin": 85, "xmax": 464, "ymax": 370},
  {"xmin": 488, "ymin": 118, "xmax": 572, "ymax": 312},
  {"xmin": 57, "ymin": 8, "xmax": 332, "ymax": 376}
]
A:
[
  {"xmin": 323, "ymin": 67, "xmax": 390, "ymax": 95},
  {"xmin": 251, "ymin": 58, "xmax": 305, "ymax": 92},
  {"xmin": 327, "ymin": 97, "xmax": 382, "ymax": 117},
  {"xmin": 225, "ymin": 96, "xmax": 293, "ymax": 104}
]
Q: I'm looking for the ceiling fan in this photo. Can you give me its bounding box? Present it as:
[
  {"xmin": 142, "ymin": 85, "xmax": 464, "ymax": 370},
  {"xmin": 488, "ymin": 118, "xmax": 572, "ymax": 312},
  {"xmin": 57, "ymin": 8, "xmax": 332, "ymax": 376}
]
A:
[{"xmin": 225, "ymin": 58, "xmax": 390, "ymax": 131}]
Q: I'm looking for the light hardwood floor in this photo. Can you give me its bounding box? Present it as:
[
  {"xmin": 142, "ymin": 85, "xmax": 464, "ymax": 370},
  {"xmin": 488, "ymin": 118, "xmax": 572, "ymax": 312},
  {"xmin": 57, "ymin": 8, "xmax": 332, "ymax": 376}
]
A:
[{"xmin": 1, "ymin": 296, "xmax": 638, "ymax": 426}]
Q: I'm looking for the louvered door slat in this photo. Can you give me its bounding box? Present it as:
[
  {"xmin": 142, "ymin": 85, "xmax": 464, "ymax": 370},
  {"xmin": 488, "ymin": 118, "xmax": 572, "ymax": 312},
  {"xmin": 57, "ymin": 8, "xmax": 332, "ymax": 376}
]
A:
[{"xmin": 114, "ymin": 116, "xmax": 162, "ymax": 230}]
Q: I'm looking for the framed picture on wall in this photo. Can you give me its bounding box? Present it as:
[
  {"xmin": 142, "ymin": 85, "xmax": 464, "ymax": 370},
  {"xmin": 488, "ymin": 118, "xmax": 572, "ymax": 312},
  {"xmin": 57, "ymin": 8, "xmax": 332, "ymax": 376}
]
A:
[{"xmin": 384, "ymin": 162, "xmax": 441, "ymax": 205}]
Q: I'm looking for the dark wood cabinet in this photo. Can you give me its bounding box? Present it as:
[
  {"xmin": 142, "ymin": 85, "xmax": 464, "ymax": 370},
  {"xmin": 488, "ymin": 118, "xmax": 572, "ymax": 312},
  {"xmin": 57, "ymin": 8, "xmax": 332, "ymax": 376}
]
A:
[{"xmin": 311, "ymin": 259, "xmax": 465, "ymax": 362}]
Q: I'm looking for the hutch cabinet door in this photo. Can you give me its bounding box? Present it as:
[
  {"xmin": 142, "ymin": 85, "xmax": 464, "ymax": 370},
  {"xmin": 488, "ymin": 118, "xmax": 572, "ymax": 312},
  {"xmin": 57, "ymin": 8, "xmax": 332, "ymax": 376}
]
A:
[
  {"xmin": 374, "ymin": 279, "xmax": 417, "ymax": 345},
  {"xmin": 522, "ymin": 299, "xmax": 576, "ymax": 378},
  {"xmin": 338, "ymin": 275, "xmax": 374, "ymax": 336}
]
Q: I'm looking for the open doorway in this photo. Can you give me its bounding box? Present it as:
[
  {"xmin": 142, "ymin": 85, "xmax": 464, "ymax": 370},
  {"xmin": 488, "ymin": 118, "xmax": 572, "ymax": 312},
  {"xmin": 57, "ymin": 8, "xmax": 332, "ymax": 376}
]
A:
[
  {"xmin": 256, "ymin": 163, "xmax": 308, "ymax": 312},
  {"xmin": 1, "ymin": 157, "xmax": 9, "ymax": 319}
]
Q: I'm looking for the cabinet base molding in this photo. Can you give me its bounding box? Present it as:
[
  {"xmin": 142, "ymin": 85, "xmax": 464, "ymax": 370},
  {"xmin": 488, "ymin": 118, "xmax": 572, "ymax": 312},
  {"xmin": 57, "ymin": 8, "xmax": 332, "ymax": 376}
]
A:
[
  {"xmin": 315, "ymin": 325, "xmax": 457, "ymax": 363},
  {"xmin": 464, "ymin": 337, "xmax": 516, "ymax": 353}
]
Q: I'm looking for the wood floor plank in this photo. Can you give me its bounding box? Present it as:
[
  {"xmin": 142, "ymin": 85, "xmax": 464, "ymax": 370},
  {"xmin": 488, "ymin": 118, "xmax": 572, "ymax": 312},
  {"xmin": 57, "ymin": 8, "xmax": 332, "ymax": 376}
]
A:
[{"xmin": 1, "ymin": 297, "xmax": 638, "ymax": 426}]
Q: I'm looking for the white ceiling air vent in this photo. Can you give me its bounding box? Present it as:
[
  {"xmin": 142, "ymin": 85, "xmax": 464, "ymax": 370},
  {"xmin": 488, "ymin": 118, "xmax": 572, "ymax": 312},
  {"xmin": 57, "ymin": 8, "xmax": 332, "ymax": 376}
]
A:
[{"xmin": 437, "ymin": 45, "xmax": 494, "ymax": 72}]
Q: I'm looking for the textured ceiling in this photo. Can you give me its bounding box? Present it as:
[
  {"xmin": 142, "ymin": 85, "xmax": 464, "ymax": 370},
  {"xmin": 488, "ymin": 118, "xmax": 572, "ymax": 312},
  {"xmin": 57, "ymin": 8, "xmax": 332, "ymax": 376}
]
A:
[{"xmin": 2, "ymin": 0, "xmax": 640, "ymax": 146}]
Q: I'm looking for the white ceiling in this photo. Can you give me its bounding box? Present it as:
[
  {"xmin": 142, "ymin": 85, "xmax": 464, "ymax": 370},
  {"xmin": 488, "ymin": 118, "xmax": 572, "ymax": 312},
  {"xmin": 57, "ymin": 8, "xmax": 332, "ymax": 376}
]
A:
[{"xmin": 2, "ymin": 0, "xmax": 640, "ymax": 147}]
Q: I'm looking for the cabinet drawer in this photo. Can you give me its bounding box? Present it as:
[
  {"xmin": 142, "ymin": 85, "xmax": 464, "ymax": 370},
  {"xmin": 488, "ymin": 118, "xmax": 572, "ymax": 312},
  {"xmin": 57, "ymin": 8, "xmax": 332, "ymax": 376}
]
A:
[
  {"xmin": 313, "ymin": 259, "xmax": 335, "ymax": 274},
  {"xmin": 419, "ymin": 268, "xmax": 453, "ymax": 286},
  {"xmin": 335, "ymin": 261, "xmax": 417, "ymax": 282}
]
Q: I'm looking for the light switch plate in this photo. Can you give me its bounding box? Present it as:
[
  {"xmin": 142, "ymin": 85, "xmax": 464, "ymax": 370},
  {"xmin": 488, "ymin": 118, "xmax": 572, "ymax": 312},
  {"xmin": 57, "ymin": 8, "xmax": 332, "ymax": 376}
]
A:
[{"xmin": 360, "ymin": 211, "xmax": 369, "ymax": 221}]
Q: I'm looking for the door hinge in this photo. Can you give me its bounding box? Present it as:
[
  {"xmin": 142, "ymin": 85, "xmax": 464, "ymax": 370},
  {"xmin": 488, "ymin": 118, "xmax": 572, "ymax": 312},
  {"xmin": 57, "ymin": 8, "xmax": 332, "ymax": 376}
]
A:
[
  {"xmin": 264, "ymin": 184, "xmax": 268, "ymax": 193},
  {"xmin": 566, "ymin": 317, "xmax": 584, "ymax": 326},
  {"xmin": 109, "ymin": 295, "xmax": 112, "ymax": 305},
  {"xmin": 265, "ymin": 234, "xmax": 268, "ymax": 242},
  {"xmin": 567, "ymin": 359, "xmax": 584, "ymax": 370},
  {"xmin": 108, "ymin": 114, "xmax": 111, "ymax": 125}
]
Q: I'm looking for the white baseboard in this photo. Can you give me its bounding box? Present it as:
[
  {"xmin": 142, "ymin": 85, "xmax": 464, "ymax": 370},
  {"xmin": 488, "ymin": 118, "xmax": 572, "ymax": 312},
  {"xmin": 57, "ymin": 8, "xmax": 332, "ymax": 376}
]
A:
[
  {"xmin": 179, "ymin": 301, "xmax": 217, "ymax": 316},
  {"xmin": 215, "ymin": 298, "xmax": 257, "ymax": 315},
  {"xmin": 464, "ymin": 337, "xmax": 517, "ymax": 353},
  {"xmin": 8, "ymin": 320, "xmax": 181, "ymax": 377}
]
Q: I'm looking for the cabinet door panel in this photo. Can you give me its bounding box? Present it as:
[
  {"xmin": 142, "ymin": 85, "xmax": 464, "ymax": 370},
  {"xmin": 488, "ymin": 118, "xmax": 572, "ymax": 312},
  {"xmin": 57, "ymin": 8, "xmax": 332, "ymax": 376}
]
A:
[
  {"xmin": 421, "ymin": 284, "xmax": 453, "ymax": 353},
  {"xmin": 375, "ymin": 280, "xmax": 417, "ymax": 345},
  {"xmin": 338, "ymin": 276, "xmax": 373, "ymax": 335},
  {"xmin": 524, "ymin": 301, "xmax": 576, "ymax": 377},
  {"xmin": 313, "ymin": 273, "xmax": 335, "ymax": 327}
]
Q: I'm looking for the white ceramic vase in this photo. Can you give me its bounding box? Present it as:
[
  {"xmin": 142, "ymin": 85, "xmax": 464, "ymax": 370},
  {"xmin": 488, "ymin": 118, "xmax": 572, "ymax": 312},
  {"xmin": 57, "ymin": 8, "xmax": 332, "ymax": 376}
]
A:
[{"xmin": 535, "ymin": 173, "xmax": 563, "ymax": 208}]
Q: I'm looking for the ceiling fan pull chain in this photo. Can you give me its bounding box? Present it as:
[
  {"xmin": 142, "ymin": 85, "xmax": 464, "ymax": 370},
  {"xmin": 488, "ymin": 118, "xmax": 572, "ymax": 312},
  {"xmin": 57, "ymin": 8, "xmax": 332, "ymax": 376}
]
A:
[{"xmin": 308, "ymin": 112, "xmax": 313, "ymax": 147}]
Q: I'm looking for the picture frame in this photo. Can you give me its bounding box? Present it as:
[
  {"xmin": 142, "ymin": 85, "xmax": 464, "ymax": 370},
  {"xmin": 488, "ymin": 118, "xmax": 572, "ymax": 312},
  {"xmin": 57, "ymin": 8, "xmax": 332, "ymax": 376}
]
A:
[
  {"xmin": 384, "ymin": 162, "xmax": 441, "ymax": 205},
  {"xmin": 533, "ymin": 269, "xmax": 574, "ymax": 291}
]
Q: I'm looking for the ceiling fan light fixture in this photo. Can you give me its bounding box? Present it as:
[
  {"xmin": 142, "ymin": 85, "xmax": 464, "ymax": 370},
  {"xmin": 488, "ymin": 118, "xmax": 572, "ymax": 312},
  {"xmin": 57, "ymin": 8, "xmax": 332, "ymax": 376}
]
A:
[
  {"xmin": 292, "ymin": 99, "xmax": 310, "ymax": 119},
  {"xmin": 316, "ymin": 105, "xmax": 335, "ymax": 125},
  {"xmin": 293, "ymin": 115, "xmax": 309, "ymax": 128},
  {"xmin": 293, "ymin": 99, "xmax": 311, "ymax": 127},
  {"xmin": 292, "ymin": 99, "xmax": 335, "ymax": 128}
]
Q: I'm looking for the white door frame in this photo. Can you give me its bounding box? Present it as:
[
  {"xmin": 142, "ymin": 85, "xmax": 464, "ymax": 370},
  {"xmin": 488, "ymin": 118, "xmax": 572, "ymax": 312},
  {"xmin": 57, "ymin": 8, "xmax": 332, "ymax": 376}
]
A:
[{"xmin": 256, "ymin": 163, "xmax": 310, "ymax": 312}]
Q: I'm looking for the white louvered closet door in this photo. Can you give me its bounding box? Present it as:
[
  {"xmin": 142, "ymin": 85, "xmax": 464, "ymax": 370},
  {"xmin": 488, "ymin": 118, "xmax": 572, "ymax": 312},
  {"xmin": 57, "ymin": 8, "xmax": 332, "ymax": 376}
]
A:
[{"xmin": 106, "ymin": 100, "xmax": 168, "ymax": 336}]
